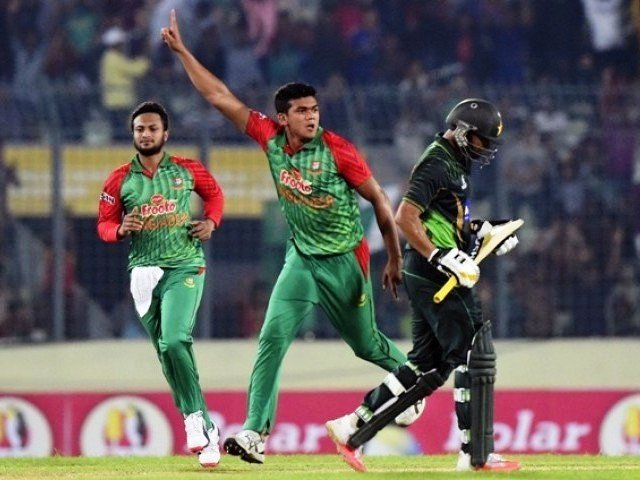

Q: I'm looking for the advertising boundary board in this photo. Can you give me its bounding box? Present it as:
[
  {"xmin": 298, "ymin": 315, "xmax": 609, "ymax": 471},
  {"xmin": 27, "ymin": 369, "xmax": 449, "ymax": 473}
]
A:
[{"xmin": 1, "ymin": 390, "xmax": 639, "ymax": 457}]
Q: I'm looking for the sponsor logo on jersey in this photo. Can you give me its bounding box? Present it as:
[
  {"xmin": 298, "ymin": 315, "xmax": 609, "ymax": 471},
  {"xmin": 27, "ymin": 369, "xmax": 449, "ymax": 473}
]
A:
[
  {"xmin": 171, "ymin": 177, "xmax": 184, "ymax": 190},
  {"xmin": 100, "ymin": 192, "xmax": 116, "ymax": 205},
  {"xmin": 307, "ymin": 160, "xmax": 322, "ymax": 175},
  {"xmin": 280, "ymin": 169, "xmax": 312, "ymax": 195},
  {"xmin": 277, "ymin": 185, "xmax": 334, "ymax": 209},
  {"xmin": 183, "ymin": 277, "xmax": 195, "ymax": 288},
  {"xmin": 460, "ymin": 176, "xmax": 467, "ymax": 190},
  {"xmin": 140, "ymin": 195, "xmax": 177, "ymax": 217},
  {"xmin": 357, "ymin": 293, "xmax": 368, "ymax": 307}
]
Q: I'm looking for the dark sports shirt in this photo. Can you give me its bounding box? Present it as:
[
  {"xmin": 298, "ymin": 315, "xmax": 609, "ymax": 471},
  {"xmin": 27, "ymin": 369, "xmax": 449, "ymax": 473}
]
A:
[
  {"xmin": 245, "ymin": 110, "xmax": 370, "ymax": 256},
  {"xmin": 97, "ymin": 152, "xmax": 224, "ymax": 269},
  {"xmin": 402, "ymin": 133, "xmax": 472, "ymax": 252}
]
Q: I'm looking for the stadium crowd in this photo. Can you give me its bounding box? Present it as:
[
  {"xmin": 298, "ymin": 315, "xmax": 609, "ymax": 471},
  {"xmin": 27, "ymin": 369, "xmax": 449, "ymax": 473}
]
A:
[{"xmin": 1, "ymin": 0, "xmax": 640, "ymax": 341}]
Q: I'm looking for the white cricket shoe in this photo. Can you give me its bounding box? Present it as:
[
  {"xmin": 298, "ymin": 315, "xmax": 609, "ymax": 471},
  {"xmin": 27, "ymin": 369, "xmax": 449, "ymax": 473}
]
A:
[
  {"xmin": 223, "ymin": 429, "xmax": 265, "ymax": 464},
  {"xmin": 394, "ymin": 398, "xmax": 426, "ymax": 427},
  {"xmin": 457, "ymin": 451, "xmax": 521, "ymax": 472},
  {"xmin": 184, "ymin": 411, "xmax": 209, "ymax": 453},
  {"xmin": 325, "ymin": 414, "xmax": 366, "ymax": 472},
  {"xmin": 198, "ymin": 426, "xmax": 220, "ymax": 468}
]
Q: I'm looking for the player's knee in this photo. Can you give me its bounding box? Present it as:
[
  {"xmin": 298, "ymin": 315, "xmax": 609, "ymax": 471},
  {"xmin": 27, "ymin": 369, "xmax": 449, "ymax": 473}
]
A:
[
  {"xmin": 351, "ymin": 343, "xmax": 378, "ymax": 362},
  {"xmin": 381, "ymin": 364, "xmax": 419, "ymax": 397},
  {"xmin": 159, "ymin": 334, "xmax": 191, "ymax": 354}
]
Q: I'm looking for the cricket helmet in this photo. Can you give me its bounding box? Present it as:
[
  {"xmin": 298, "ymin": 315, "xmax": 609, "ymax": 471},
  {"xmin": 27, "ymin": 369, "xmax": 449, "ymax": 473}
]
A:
[{"xmin": 445, "ymin": 98, "xmax": 503, "ymax": 165}]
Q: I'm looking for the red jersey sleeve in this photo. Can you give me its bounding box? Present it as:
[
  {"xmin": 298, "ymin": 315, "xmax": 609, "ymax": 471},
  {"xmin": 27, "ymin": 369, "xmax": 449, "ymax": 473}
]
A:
[
  {"xmin": 174, "ymin": 157, "xmax": 224, "ymax": 228},
  {"xmin": 245, "ymin": 110, "xmax": 280, "ymax": 151},
  {"xmin": 97, "ymin": 164, "xmax": 130, "ymax": 242},
  {"xmin": 322, "ymin": 130, "xmax": 372, "ymax": 188}
]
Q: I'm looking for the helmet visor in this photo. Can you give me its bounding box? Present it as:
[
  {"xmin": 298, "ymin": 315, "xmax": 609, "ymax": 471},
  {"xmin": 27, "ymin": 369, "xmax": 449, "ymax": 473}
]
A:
[{"xmin": 468, "ymin": 134, "xmax": 498, "ymax": 165}]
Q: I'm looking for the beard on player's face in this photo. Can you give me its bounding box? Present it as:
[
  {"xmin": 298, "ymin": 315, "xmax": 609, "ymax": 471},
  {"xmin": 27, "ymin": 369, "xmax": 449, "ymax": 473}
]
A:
[{"xmin": 134, "ymin": 137, "xmax": 165, "ymax": 156}]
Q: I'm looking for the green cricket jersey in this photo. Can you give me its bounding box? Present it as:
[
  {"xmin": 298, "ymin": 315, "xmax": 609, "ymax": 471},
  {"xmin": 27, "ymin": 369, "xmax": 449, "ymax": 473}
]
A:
[
  {"xmin": 245, "ymin": 110, "xmax": 370, "ymax": 256},
  {"xmin": 403, "ymin": 134, "xmax": 472, "ymax": 251},
  {"xmin": 97, "ymin": 152, "xmax": 224, "ymax": 269}
]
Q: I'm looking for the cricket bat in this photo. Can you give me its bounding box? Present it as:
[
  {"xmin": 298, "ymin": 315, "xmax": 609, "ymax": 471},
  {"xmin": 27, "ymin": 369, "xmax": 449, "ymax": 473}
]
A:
[{"xmin": 433, "ymin": 219, "xmax": 524, "ymax": 304}]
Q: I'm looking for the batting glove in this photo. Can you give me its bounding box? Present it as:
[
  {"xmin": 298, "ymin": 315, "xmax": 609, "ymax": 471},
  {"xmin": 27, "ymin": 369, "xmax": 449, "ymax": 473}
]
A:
[
  {"xmin": 471, "ymin": 220, "xmax": 519, "ymax": 256},
  {"xmin": 429, "ymin": 248, "xmax": 480, "ymax": 288}
]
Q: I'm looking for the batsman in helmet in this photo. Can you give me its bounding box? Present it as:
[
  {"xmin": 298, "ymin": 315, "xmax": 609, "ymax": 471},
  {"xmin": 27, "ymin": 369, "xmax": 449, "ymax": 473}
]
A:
[{"xmin": 326, "ymin": 99, "xmax": 521, "ymax": 472}]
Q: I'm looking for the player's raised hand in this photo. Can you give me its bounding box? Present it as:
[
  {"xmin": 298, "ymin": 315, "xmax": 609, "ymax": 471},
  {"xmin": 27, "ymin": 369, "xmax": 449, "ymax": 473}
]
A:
[
  {"xmin": 118, "ymin": 206, "xmax": 144, "ymax": 236},
  {"xmin": 382, "ymin": 257, "xmax": 402, "ymax": 300},
  {"xmin": 190, "ymin": 219, "xmax": 216, "ymax": 241},
  {"xmin": 161, "ymin": 9, "xmax": 186, "ymax": 53}
]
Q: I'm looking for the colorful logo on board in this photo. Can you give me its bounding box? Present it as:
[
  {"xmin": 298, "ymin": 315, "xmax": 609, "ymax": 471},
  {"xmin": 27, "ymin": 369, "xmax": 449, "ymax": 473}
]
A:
[
  {"xmin": 0, "ymin": 396, "xmax": 53, "ymax": 457},
  {"xmin": 80, "ymin": 395, "xmax": 172, "ymax": 456}
]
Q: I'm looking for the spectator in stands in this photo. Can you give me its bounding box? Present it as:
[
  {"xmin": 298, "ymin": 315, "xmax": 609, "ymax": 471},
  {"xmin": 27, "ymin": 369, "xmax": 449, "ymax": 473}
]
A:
[
  {"xmin": 605, "ymin": 264, "xmax": 640, "ymax": 336},
  {"xmin": 532, "ymin": 96, "xmax": 570, "ymax": 139},
  {"xmin": 554, "ymin": 154, "xmax": 587, "ymax": 219},
  {"xmin": 375, "ymin": 33, "xmax": 407, "ymax": 85},
  {"xmin": 44, "ymin": 30, "xmax": 81, "ymax": 85},
  {"xmin": 147, "ymin": 0, "xmax": 195, "ymax": 63},
  {"xmin": 330, "ymin": 0, "xmax": 365, "ymax": 41},
  {"xmin": 0, "ymin": 5, "xmax": 14, "ymax": 82},
  {"xmin": 237, "ymin": 279, "xmax": 269, "ymax": 337},
  {"xmin": 529, "ymin": 0, "xmax": 586, "ymax": 83},
  {"xmin": 193, "ymin": 23, "xmax": 226, "ymax": 83},
  {"xmin": 241, "ymin": 0, "xmax": 279, "ymax": 59},
  {"xmin": 600, "ymin": 70, "xmax": 636, "ymax": 197},
  {"xmin": 61, "ymin": 0, "xmax": 101, "ymax": 83},
  {"xmin": 393, "ymin": 104, "xmax": 435, "ymax": 171},
  {"xmin": 34, "ymin": 236, "xmax": 84, "ymax": 340},
  {"xmin": 302, "ymin": 14, "xmax": 346, "ymax": 85},
  {"xmin": 500, "ymin": 120, "xmax": 552, "ymax": 226},
  {"xmin": 582, "ymin": 0, "xmax": 638, "ymax": 81},
  {"xmin": 510, "ymin": 252, "xmax": 557, "ymax": 338},
  {"xmin": 10, "ymin": 30, "xmax": 48, "ymax": 139},
  {"xmin": 537, "ymin": 213, "xmax": 593, "ymax": 335},
  {"xmin": 0, "ymin": 136, "xmax": 19, "ymax": 259},
  {"xmin": 569, "ymin": 260, "xmax": 607, "ymax": 336},
  {"xmin": 632, "ymin": 0, "xmax": 640, "ymax": 54},
  {"xmin": 224, "ymin": 23, "xmax": 264, "ymax": 91},
  {"xmin": 490, "ymin": 2, "xmax": 529, "ymax": 86},
  {"xmin": 264, "ymin": 14, "xmax": 303, "ymax": 86},
  {"xmin": 99, "ymin": 26, "xmax": 150, "ymax": 140},
  {"xmin": 344, "ymin": 6, "xmax": 382, "ymax": 85}
]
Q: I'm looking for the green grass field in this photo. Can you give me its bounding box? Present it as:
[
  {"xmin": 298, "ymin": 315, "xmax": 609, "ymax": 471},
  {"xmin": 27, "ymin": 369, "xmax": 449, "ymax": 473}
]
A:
[{"xmin": 1, "ymin": 454, "xmax": 639, "ymax": 480}]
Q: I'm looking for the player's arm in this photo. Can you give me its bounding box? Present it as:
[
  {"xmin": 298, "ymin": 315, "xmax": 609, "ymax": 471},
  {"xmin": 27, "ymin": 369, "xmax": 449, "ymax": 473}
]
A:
[
  {"xmin": 357, "ymin": 177, "xmax": 403, "ymax": 299},
  {"xmin": 97, "ymin": 168, "xmax": 142, "ymax": 242},
  {"xmin": 396, "ymin": 200, "xmax": 478, "ymax": 288},
  {"xmin": 395, "ymin": 200, "xmax": 436, "ymax": 258},
  {"xmin": 161, "ymin": 9, "xmax": 250, "ymax": 132},
  {"xmin": 178, "ymin": 159, "xmax": 225, "ymax": 241},
  {"xmin": 328, "ymin": 132, "xmax": 403, "ymax": 297}
]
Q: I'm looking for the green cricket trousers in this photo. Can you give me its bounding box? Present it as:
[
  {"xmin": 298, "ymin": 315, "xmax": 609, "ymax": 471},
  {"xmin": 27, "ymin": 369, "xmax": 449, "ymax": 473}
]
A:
[
  {"xmin": 136, "ymin": 265, "xmax": 213, "ymax": 429},
  {"xmin": 243, "ymin": 242, "xmax": 407, "ymax": 434}
]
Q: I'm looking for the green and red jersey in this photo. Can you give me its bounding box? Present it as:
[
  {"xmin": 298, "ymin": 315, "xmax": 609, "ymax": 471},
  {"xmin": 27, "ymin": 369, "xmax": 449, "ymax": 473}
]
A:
[
  {"xmin": 246, "ymin": 110, "xmax": 370, "ymax": 256},
  {"xmin": 97, "ymin": 152, "xmax": 224, "ymax": 269}
]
